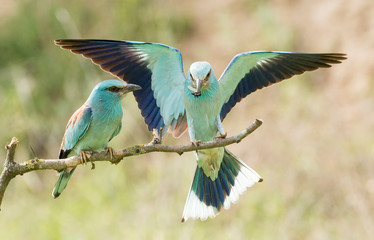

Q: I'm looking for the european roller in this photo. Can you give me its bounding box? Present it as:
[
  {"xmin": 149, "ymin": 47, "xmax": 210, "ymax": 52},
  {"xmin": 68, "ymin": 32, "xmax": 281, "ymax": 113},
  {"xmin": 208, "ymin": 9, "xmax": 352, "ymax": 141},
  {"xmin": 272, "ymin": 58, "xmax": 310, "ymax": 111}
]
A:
[
  {"xmin": 52, "ymin": 79, "xmax": 141, "ymax": 198},
  {"xmin": 54, "ymin": 39, "xmax": 346, "ymax": 220}
]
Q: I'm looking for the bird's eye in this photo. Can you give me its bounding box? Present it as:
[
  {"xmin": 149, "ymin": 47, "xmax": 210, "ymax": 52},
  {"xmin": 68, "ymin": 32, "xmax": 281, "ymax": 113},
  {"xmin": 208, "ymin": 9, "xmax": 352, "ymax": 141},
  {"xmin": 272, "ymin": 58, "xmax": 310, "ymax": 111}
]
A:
[
  {"xmin": 189, "ymin": 73, "xmax": 194, "ymax": 80},
  {"xmin": 106, "ymin": 86, "xmax": 120, "ymax": 92},
  {"xmin": 205, "ymin": 71, "xmax": 211, "ymax": 80}
]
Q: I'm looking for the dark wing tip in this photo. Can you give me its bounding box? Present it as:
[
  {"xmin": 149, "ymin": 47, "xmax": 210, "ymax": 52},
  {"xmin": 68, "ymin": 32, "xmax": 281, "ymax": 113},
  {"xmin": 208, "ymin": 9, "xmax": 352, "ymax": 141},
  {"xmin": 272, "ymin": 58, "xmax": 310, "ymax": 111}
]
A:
[
  {"xmin": 318, "ymin": 53, "xmax": 348, "ymax": 63},
  {"xmin": 54, "ymin": 39, "xmax": 125, "ymax": 46},
  {"xmin": 316, "ymin": 53, "xmax": 347, "ymax": 64},
  {"xmin": 54, "ymin": 39, "xmax": 89, "ymax": 46},
  {"xmin": 323, "ymin": 54, "xmax": 347, "ymax": 67}
]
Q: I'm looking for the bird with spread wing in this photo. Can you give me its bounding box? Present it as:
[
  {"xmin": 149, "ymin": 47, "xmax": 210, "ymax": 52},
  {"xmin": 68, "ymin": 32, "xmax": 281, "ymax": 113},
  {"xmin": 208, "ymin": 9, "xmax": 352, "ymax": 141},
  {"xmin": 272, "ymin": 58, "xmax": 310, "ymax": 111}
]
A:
[{"xmin": 55, "ymin": 39, "xmax": 346, "ymax": 220}]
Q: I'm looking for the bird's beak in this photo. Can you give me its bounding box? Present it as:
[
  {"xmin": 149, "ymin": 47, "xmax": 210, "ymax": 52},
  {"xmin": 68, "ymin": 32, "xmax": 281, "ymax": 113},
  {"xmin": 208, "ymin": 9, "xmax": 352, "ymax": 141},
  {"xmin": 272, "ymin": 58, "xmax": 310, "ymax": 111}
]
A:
[
  {"xmin": 192, "ymin": 78, "xmax": 201, "ymax": 97},
  {"xmin": 122, "ymin": 83, "xmax": 142, "ymax": 94}
]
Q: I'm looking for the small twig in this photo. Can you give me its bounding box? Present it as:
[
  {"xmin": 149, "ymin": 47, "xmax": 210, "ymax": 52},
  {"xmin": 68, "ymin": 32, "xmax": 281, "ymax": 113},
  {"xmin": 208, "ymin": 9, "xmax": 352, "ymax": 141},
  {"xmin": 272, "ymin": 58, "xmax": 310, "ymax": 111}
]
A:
[
  {"xmin": 29, "ymin": 146, "xmax": 37, "ymax": 160},
  {"xmin": 0, "ymin": 119, "xmax": 262, "ymax": 210},
  {"xmin": 0, "ymin": 137, "xmax": 19, "ymax": 210},
  {"xmin": 5, "ymin": 137, "xmax": 18, "ymax": 165}
]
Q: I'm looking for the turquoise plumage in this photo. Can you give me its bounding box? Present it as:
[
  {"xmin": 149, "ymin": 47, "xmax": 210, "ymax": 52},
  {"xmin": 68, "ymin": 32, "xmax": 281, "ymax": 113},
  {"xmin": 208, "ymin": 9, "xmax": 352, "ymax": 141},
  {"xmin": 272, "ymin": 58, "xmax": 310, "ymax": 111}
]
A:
[
  {"xmin": 52, "ymin": 79, "xmax": 141, "ymax": 198},
  {"xmin": 54, "ymin": 39, "xmax": 346, "ymax": 220},
  {"xmin": 182, "ymin": 61, "xmax": 263, "ymax": 221}
]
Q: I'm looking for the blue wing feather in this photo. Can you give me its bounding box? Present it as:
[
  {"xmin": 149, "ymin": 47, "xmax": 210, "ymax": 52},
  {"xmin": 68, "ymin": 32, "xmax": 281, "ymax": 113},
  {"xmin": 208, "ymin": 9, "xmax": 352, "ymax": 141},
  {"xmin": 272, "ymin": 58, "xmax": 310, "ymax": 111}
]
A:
[
  {"xmin": 219, "ymin": 51, "xmax": 346, "ymax": 119},
  {"xmin": 152, "ymin": 111, "xmax": 164, "ymax": 130},
  {"xmin": 139, "ymin": 91, "xmax": 156, "ymax": 117}
]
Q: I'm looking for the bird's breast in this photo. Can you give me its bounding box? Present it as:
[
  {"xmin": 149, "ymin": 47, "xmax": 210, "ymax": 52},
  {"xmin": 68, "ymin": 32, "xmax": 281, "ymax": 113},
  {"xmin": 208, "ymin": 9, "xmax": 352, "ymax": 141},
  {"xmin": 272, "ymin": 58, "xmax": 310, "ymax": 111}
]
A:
[
  {"xmin": 184, "ymin": 88, "xmax": 222, "ymax": 141},
  {"xmin": 73, "ymin": 108, "xmax": 123, "ymax": 153}
]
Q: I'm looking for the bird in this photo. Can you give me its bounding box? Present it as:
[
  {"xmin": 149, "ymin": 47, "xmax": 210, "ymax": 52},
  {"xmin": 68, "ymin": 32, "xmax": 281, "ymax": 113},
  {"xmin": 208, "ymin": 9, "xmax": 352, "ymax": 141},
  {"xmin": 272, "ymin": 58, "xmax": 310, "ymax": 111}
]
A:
[
  {"xmin": 52, "ymin": 79, "xmax": 141, "ymax": 198},
  {"xmin": 54, "ymin": 39, "xmax": 346, "ymax": 220}
]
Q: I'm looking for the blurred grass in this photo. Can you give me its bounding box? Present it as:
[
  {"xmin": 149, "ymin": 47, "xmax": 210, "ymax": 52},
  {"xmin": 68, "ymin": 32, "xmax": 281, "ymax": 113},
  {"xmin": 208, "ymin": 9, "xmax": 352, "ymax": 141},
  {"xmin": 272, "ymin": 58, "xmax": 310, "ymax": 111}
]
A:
[{"xmin": 0, "ymin": 0, "xmax": 373, "ymax": 239}]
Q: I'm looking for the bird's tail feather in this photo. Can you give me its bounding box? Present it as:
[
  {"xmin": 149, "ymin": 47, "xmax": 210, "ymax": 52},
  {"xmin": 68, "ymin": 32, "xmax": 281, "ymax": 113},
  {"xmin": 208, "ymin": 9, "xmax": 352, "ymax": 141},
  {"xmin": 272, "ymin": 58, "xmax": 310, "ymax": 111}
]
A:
[
  {"xmin": 181, "ymin": 148, "xmax": 262, "ymax": 222},
  {"xmin": 52, "ymin": 166, "xmax": 77, "ymax": 198}
]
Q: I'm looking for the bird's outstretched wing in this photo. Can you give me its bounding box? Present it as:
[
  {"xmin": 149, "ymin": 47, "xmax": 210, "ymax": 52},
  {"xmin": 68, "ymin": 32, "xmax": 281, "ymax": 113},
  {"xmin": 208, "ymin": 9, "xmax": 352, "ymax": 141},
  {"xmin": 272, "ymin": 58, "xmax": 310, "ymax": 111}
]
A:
[
  {"xmin": 219, "ymin": 51, "xmax": 346, "ymax": 119},
  {"xmin": 55, "ymin": 39, "xmax": 187, "ymax": 137},
  {"xmin": 59, "ymin": 104, "xmax": 93, "ymax": 159}
]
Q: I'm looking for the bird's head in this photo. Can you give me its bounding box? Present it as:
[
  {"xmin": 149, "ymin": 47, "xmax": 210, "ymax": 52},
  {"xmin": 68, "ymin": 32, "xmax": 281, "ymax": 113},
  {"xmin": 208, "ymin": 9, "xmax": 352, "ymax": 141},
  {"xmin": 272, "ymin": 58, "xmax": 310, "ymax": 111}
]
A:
[
  {"xmin": 90, "ymin": 79, "xmax": 141, "ymax": 103},
  {"xmin": 187, "ymin": 62, "xmax": 214, "ymax": 97}
]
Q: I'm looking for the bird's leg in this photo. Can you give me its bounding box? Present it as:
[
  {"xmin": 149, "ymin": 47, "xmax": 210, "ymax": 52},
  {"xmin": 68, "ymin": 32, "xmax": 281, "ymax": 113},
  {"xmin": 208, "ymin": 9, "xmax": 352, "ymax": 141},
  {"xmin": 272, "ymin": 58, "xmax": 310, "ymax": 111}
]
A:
[
  {"xmin": 159, "ymin": 127, "xmax": 163, "ymax": 142},
  {"xmin": 215, "ymin": 116, "xmax": 227, "ymax": 139},
  {"xmin": 188, "ymin": 124, "xmax": 202, "ymax": 149}
]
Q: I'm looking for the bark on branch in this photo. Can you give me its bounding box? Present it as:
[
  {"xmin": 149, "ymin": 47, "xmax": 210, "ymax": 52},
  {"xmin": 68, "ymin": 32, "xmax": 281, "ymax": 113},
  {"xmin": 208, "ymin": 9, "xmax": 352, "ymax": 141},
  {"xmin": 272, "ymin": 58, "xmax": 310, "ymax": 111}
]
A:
[{"xmin": 0, "ymin": 119, "xmax": 262, "ymax": 210}]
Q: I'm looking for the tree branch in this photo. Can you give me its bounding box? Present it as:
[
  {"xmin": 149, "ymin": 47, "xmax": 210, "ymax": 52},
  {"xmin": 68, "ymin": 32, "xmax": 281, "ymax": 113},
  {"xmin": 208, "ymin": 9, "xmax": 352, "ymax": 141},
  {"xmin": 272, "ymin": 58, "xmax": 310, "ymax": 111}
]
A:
[
  {"xmin": 0, "ymin": 119, "xmax": 262, "ymax": 210},
  {"xmin": 0, "ymin": 137, "xmax": 19, "ymax": 210}
]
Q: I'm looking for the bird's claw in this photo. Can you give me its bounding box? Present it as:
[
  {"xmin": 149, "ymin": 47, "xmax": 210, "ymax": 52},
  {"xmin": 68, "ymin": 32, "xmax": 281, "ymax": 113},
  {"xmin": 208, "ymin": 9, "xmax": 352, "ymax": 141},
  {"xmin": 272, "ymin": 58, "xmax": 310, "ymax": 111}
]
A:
[
  {"xmin": 148, "ymin": 128, "xmax": 162, "ymax": 145},
  {"xmin": 80, "ymin": 151, "xmax": 95, "ymax": 169},
  {"xmin": 106, "ymin": 147, "xmax": 121, "ymax": 164},
  {"xmin": 79, "ymin": 151, "xmax": 90, "ymax": 165},
  {"xmin": 105, "ymin": 147, "xmax": 114, "ymax": 160},
  {"xmin": 215, "ymin": 132, "xmax": 227, "ymax": 139},
  {"xmin": 191, "ymin": 140, "xmax": 202, "ymax": 147},
  {"xmin": 192, "ymin": 140, "xmax": 202, "ymax": 153}
]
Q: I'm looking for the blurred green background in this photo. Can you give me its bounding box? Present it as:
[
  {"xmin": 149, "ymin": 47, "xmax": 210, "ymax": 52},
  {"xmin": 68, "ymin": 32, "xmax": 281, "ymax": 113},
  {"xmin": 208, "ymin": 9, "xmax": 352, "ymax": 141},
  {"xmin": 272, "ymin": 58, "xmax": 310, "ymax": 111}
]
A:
[{"xmin": 0, "ymin": 0, "xmax": 373, "ymax": 239}]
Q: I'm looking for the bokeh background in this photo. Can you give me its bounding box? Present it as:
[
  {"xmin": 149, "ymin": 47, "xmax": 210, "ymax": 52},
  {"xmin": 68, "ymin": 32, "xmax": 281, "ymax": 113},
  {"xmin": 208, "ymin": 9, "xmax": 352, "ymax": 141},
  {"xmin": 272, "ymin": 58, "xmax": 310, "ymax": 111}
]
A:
[{"xmin": 0, "ymin": 0, "xmax": 373, "ymax": 239}]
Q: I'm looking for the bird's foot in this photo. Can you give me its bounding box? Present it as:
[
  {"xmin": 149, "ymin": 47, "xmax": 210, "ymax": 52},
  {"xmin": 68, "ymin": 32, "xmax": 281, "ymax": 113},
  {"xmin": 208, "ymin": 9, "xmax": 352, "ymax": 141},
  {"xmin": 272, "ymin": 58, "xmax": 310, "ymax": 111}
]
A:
[
  {"xmin": 192, "ymin": 140, "xmax": 202, "ymax": 153},
  {"xmin": 79, "ymin": 151, "xmax": 90, "ymax": 165},
  {"xmin": 106, "ymin": 147, "xmax": 121, "ymax": 165},
  {"xmin": 192, "ymin": 140, "xmax": 202, "ymax": 147},
  {"xmin": 215, "ymin": 132, "xmax": 227, "ymax": 139},
  {"xmin": 85, "ymin": 148, "xmax": 97, "ymax": 169},
  {"xmin": 105, "ymin": 147, "xmax": 114, "ymax": 160},
  {"xmin": 148, "ymin": 128, "xmax": 163, "ymax": 145}
]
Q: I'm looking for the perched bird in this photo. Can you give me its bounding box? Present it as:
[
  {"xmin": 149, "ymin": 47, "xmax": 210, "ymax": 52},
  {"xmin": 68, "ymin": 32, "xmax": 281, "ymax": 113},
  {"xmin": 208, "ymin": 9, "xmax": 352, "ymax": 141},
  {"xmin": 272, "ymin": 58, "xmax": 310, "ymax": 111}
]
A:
[
  {"xmin": 52, "ymin": 79, "xmax": 141, "ymax": 198},
  {"xmin": 54, "ymin": 39, "xmax": 346, "ymax": 220}
]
